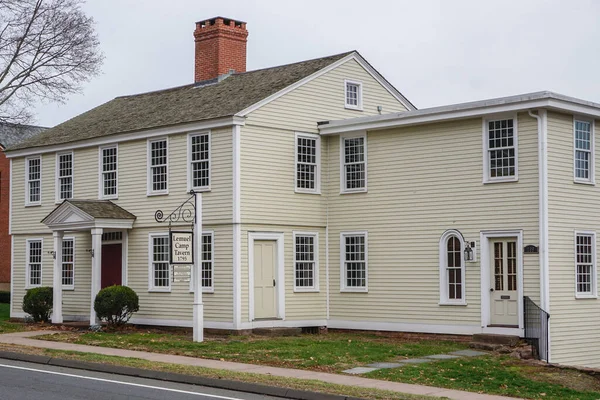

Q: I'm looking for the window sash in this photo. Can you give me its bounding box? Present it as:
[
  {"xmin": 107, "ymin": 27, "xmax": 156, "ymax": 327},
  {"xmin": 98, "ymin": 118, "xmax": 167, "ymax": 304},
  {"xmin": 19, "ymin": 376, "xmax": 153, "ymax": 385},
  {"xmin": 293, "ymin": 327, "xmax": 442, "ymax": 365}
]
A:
[
  {"xmin": 27, "ymin": 157, "xmax": 41, "ymax": 204},
  {"xmin": 151, "ymin": 236, "xmax": 170, "ymax": 288},
  {"xmin": 27, "ymin": 240, "xmax": 42, "ymax": 287},
  {"xmin": 201, "ymin": 232, "xmax": 213, "ymax": 290},
  {"xmin": 149, "ymin": 140, "xmax": 168, "ymax": 193},
  {"xmin": 296, "ymin": 136, "xmax": 318, "ymax": 191},
  {"xmin": 62, "ymin": 238, "xmax": 74, "ymax": 287},
  {"xmin": 446, "ymin": 236, "xmax": 462, "ymax": 300},
  {"xmin": 343, "ymin": 137, "xmax": 366, "ymax": 191},
  {"xmin": 487, "ymin": 119, "xmax": 516, "ymax": 179},
  {"xmin": 576, "ymin": 234, "xmax": 595, "ymax": 295},
  {"xmin": 57, "ymin": 153, "xmax": 73, "ymax": 200},
  {"xmin": 343, "ymin": 234, "xmax": 366, "ymax": 289},
  {"xmin": 295, "ymin": 234, "xmax": 316, "ymax": 289},
  {"xmin": 190, "ymin": 133, "xmax": 210, "ymax": 189},
  {"xmin": 102, "ymin": 147, "xmax": 118, "ymax": 197},
  {"xmin": 346, "ymin": 83, "xmax": 359, "ymax": 106},
  {"xmin": 575, "ymin": 120, "xmax": 592, "ymax": 181}
]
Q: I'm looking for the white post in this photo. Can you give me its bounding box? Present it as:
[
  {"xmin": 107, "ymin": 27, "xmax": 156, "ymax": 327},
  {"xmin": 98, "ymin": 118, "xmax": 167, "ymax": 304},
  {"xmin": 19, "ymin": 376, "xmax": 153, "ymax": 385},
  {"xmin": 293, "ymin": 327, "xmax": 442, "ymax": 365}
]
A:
[
  {"xmin": 90, "ymin": 228, "xmax": 103, "ymax": 326},
  {"xmin": 193, "ymin": 192, "xmax": 204, "ymax": 342},
  {"xmin": 51, "ymin": 231, "xmax": 64, "ymax": 324}
]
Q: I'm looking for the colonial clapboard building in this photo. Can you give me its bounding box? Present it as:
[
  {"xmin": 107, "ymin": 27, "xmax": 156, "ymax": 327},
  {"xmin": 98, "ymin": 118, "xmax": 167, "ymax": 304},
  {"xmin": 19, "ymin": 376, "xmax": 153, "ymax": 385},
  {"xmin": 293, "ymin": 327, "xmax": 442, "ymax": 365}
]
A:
[{"xmin": 6, "ymin": 16, "xmax": 600, "ymax": 369}]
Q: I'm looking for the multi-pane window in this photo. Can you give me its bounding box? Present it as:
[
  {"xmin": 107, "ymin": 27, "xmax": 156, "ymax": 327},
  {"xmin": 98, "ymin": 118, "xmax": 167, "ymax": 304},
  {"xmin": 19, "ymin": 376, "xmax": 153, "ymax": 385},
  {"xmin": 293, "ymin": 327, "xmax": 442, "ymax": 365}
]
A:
[
  {"xmin": 446, "ymin": 236, "xmax": 463, "ymax": 300},
  {"xmin": 294, "ymin": 233, "xmax": 318, "ymax": 290},
  {"xmin": 576, "ymin": 233, "xmax": 596, "ymax": 296},
  {"xmin": 487, "ymin": 119, "xmax": 516, "ymax": 180},
  {"xmin": 345, "ymin": 80, "xmax": 362, "ymax": 109},
  {"xmin": 62, "ymin": 238, "xmax": 74, "ymax": 288},
  {"xmin": 26, "ymin": 157, "xmax": 41, "ymax": 205},
  {"xmin": 101, "ymin": 146, "xmax": 118, "ymax": 198},
  {"xmin": 342, "ymin": 136, "xmax": 367, "ymax": 192},
  {"xmin": 27, "ymin": 239, "xmax": 42, "ymax": 287},
  {"xmin": 574, "ymin": 120, "xmax": 593, "ymax": 182},
  {"xmin": 342, "ymin": 233, "xmax": 367, "ymax": 290},
  {"xmin": 149, "ymin": 139, "xmax": 168, "ymax": 194},
  {"xmin": 151, "ymin": 235, "xmax": 170, "ymax": 289},
  {"xmin": 201, "ymin": 232, "xmax": 213, "ymax": 290},
  {"xmin": 296, "ymin": 134, "xmax": 319, "ymax": 192},
  {"xmin": 57, "ymin": 153, "xmax": 73, "ymax": 200},
  {"xmin": 190, "ymin": 133, "xmax": 210, "ymax": 190}
]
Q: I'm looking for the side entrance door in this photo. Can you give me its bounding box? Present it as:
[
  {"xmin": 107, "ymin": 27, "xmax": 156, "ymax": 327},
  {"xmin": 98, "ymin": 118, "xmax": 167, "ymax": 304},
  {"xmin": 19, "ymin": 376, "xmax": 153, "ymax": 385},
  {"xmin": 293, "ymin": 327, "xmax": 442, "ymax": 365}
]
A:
[
  {"xmin": 490, "ymin": 239, "xmax": 519, "ymax": 326},
  {"xmin": 101, "ymin": 243, "xmax": 122, "ymax": 289},
  {"xmin": 253, "ymin": 240, "xmax": 277, "ymax": 319}
]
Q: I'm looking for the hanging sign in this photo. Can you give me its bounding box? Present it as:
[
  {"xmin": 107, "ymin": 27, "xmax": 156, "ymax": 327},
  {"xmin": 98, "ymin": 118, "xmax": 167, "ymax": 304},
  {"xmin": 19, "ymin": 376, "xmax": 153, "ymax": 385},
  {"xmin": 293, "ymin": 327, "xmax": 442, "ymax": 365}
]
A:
[
  {"xmin": 170, "ymin": 231, "xmax": 194, "ymax": 264},
  {"xmin": 173, "ymin": 265, "xmax": 191, "ymax": 283}
]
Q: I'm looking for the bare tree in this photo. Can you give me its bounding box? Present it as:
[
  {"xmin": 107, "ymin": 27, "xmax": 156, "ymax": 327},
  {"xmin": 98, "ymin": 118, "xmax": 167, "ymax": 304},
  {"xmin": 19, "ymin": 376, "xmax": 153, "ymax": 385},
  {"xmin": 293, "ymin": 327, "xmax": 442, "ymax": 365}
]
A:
[{"xmin": 0, "ymin": 0, "xmax": 103, "ymax": 123}]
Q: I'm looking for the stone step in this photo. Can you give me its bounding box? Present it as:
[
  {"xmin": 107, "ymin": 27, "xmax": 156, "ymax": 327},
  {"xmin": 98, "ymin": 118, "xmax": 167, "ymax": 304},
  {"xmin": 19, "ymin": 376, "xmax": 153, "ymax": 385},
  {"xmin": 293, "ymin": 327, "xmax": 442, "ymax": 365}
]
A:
[
  {"xmin": 471, "ymin": 333, "xmax": 521, "ymax": 346},
  {"xmin": 252, "ymin": 327, "xmax": 302, "ymax": 336}
]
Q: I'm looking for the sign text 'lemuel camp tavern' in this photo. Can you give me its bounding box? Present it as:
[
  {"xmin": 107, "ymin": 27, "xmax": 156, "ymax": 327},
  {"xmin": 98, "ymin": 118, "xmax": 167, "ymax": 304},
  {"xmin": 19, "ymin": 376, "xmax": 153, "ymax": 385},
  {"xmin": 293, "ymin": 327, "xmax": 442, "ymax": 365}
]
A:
[{"xmin": 170, "ymin": 231, "xmax": 194, "ymax": 264}]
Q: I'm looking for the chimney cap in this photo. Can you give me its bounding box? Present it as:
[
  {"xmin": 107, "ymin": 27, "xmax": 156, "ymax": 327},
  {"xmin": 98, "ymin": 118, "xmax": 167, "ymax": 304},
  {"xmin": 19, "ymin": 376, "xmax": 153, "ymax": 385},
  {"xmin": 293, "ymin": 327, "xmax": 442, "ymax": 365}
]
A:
[{"xmin": 195, "ymin": 16, "xmax": 247, "ymax": 25}]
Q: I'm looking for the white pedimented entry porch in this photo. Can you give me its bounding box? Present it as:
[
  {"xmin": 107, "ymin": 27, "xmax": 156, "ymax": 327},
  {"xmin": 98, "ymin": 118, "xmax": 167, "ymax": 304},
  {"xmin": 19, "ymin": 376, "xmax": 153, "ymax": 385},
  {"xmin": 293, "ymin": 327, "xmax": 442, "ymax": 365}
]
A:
[{"xmin": 41, "ymin": 200, "xmax": 136, "ymax": 325}]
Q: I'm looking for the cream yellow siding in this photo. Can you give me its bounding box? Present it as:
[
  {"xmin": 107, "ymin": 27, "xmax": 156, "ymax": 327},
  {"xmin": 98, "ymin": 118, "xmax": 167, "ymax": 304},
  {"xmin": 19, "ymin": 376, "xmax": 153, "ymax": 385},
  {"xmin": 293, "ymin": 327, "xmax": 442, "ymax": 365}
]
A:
[
  {"xmin": 10, "ymin": 127, "xmax": 234, "ymax": 324},
  {"xmin": 546, "ymin": 112, "xmax": 600, "ymax": 368},
  {"xmin": 327, "ymin": 114, "xmax": 540, "ymax": 327}
]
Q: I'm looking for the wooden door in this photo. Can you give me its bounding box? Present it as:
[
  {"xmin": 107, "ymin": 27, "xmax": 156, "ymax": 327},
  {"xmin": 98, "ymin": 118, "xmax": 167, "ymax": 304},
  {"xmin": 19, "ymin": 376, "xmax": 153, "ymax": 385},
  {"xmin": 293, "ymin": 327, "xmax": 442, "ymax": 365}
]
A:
[
  {"xmin": 101, "ymin": 243, "xmax": 122, "ymax": 288},
  {"xmin": 490, "ymin": 239, "xmax": 519, "ymax": 326},
  {"xmin": 253, "ymin": 240, "xmax": 277, "ymax": 319}
]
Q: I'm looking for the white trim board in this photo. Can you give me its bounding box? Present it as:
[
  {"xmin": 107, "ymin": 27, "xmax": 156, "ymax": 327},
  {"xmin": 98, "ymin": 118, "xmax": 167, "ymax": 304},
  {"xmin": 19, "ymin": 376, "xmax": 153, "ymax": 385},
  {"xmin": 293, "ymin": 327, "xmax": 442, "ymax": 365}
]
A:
[
  {"xmin": 232, "ymin": 124, "xmax": 241, "ymax": 329},
  {"xmin": 247, "ymin": 232, "xmax": 285, "ymax": 322},
  {"xmin": 328, "ymin": 319, "xmax": 523, "ymax": 336}
]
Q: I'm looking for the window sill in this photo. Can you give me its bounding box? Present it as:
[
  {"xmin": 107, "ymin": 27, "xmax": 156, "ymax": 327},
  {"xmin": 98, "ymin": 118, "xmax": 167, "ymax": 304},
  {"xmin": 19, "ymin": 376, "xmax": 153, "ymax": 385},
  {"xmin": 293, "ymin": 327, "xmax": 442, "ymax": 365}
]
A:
[
  {"xmin": 25, "ymin": 285, "xmax": 41, "ymax": 290},
  {"xmin": 62, "ymin": 287, "xmax": 74, "ymax": 291},
  {"xmin": 190, "ymin": 187, "xmax": 211, "ymax": 193},
  {"xmin": 100, "ymin": 196, "xmax": 118, "ymax": 200},
  {"xmin": 483, "ymin": 177, "xmax": 518, "ymax": 184},
  {"xmin": 295, "ymin": 189, "xmax": 321, "ymax": 195},
  {"xmin": 574, "ymin": 179, "xmax": 595, "ymax": 186},
  {"xmin": 340, "ymin": 188, "xmax": 367, "ymax": 195},
  {"xmin": 344, "ymin": 105, "xmax": 363, "ymax": 111},
  {"xmin": 439, "ymin": 301, "xmax": 468, "ymax": 306},
  {"xmin": 25, "ymin": 203, "xmax": 41, "ymax": 207},
  {"xmin": 148, "ymin": 288, "xmax": 171, "ymax": 293},
  {"xmin": 188, "ymin": 289, "xmax": 215, "ymax": 294},
  {"xmin": 147, "ymin": 191, "xmax": 169, "ymax": 197},
  {"xmin": 340, "ymin": 288, "xmax": 368, "ymax": 293},
  {"xmin": 293, "ymin": 288, "xmax": 320, "ymax": 293},
  {"xmin": 575, "ymin": 294, "xmax": 597, "ymax": 299}
]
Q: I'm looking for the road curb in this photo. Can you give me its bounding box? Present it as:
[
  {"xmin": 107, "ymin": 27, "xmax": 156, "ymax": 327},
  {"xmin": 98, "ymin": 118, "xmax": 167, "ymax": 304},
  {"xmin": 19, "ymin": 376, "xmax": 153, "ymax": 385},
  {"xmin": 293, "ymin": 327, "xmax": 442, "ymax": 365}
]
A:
[{"xmin": 0, "ymin": 350, "xmax": 364, "ymax": 400}]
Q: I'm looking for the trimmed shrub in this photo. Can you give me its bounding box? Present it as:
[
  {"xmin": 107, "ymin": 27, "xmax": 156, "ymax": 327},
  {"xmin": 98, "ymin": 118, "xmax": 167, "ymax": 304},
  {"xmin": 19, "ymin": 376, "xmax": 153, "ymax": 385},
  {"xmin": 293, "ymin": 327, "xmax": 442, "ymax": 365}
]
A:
[
  {"xmin": 22, "ymin": 287, "xmax": 53, "ymax": 322},
  {"xmin": 94, "ymin": 285, "xmax": 139, "ymax": 327},
  {"xmin": 0, "ymin": 291, "xmax": 10, "ymax": 304}
]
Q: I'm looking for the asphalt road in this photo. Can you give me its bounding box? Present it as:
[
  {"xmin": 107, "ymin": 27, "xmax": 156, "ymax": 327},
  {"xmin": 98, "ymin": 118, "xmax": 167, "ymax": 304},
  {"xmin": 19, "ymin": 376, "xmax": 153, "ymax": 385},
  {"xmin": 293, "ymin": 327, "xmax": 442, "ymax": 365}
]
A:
[{"xmin": 0, "ymin": 359, "xmax": 286, "ymax": 400}]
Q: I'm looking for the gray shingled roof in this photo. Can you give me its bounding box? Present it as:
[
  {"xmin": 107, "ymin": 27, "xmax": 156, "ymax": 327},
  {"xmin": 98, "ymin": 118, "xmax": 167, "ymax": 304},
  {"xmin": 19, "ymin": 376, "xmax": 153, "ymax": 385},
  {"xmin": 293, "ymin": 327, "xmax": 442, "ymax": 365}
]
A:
[
  {"xmin": 41, "ymin": 200, "xmax": 136, "ymax": 224},
  {"xmin": 0, "ymin": 123, "xmax": 46, "ymax": 149},
  {"xmin": 10, "ymin": 52, "xmax": 354, "ymax": 151}
]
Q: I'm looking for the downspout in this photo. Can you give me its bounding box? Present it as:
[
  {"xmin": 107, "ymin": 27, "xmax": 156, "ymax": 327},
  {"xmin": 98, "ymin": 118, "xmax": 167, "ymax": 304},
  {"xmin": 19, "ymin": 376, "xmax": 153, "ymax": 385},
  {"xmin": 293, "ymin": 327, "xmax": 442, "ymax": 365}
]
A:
[{"xmin": 529, "ymin": 109, "xmax": 551, "ymax": 361}]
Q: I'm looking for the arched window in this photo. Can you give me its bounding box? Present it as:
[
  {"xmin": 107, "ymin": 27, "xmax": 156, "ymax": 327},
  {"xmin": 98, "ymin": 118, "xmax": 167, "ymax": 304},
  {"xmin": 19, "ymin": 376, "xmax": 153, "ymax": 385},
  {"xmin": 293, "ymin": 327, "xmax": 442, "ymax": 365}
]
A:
[{"xmin": 439, "ymin": 230, "xmax": 466, "ymax": 305}]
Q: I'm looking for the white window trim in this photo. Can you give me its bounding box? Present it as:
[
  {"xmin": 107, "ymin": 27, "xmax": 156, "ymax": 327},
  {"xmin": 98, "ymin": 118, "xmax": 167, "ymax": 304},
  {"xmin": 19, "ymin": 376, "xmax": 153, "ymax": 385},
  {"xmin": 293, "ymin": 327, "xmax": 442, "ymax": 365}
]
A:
[
  {"xmin": 24, "ymin": 155, "xmax": 42, "ymax": 207},
  {"xmin": 293, "ymin": 231, "xmax": 320, "ymax": 293},
  {"xmin": 98, "ymin": 144, "xmax": 118, "ymax": 200},
  {"xmin": 340, "ymin": 231, "xmax": 368, "ymax": 293},
  {"xmin": 573, "ymin": 117, "xmax": 595, "ymax": 185},
  {"xmin": 294, "ymin": 132, "xmax": 321, "ymax": 194},
  {"xmin": 189, "ymin": 230, "xmax": 215, "ymax": 293},
  {"xmin": 148, "ymin": 232, "xmax": 171, "ymax": 292},
  {"xmin": 344, "ymin": 79, "xmax": 363, "ymax": 111},
  {"xmin": 574, "ymin": 230, "xmax": 597, "ymax": 299},
  {"xmin": 147, "ymin": 138, "xmax": 169, "ymax": 196},
  {"xmin": 340, "ymin": 132, "xmax": 368, "ymax": 194},
  {"xmin": 26, "ymin": 238, "xmax": 43, "ymax": 289},
  {"xmin": 187, "ymin": 131, "xmax": 211, "ymax": 192},
  {"xmin": 482, "ymin": 115, "xmax": 519, "ymax": 184},
  {"xmin": 62, "ymin": 236, "xmax": 75, "ymax": 290},
  {"xmin": 55, "ymin": 151, "xmax": 74, "ymax": 203},
  {"xmin": 438, "ymin": 230, "xmax": 467, "ymax": 306}
]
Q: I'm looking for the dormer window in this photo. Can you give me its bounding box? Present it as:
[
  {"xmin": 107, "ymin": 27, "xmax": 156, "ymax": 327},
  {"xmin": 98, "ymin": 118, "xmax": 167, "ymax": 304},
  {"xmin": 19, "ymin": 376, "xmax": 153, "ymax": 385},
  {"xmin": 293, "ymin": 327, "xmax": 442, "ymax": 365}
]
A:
[{"xmin": 344, "ymin": 80, "xmax": 363, "ymax": 110}]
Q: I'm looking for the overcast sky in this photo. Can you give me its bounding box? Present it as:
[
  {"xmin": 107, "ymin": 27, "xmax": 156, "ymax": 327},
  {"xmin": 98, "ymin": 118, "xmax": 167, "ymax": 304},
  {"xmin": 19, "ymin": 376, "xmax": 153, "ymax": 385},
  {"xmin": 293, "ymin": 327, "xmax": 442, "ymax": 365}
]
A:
[{"xmin": 32, "ymin": 0, "xmax": 600, "ymax": 127}]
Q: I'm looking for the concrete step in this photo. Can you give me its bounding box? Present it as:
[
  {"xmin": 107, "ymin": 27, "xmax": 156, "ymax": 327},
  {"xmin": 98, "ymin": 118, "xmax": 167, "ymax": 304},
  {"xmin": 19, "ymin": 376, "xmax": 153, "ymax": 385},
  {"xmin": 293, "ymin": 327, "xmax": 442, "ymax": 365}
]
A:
[
  {"xmin": 252, "ymin": 327, "xmax": 302, "ymax": 336},
  {"xmin": 471, "ymin": 334, "xmax": 521, "ymax": 346}
]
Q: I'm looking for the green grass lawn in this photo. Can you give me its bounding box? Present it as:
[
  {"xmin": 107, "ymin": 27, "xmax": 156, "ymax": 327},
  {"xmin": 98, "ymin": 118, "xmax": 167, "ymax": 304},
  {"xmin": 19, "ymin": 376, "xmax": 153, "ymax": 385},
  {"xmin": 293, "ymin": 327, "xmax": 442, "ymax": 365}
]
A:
[
  {"xmin": 40, "ymin": 331, "xmax": 466, "ymax": 372},
  {"xmin": 0, "ymin": 303, "xmax": 23, "ymax": 333},
  {"xmin": 366, "ymin": 355, "xmax": 600, "ymax": 400}
]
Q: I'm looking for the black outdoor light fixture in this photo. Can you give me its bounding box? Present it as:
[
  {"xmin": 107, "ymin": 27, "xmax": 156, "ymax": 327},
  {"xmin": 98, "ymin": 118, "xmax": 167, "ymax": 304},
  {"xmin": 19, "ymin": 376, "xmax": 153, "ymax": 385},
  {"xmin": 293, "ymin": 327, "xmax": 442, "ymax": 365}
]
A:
[{"xmin": 464, "ymin": 241, "xmax": 475, "ymax": 262}]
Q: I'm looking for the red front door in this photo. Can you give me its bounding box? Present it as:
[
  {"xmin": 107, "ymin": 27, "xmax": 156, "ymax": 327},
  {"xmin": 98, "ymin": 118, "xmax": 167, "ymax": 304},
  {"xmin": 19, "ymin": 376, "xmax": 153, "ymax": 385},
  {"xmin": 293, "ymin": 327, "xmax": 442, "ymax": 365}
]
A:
[{"xmin": 101, "ymin": 243, "xmax": 122, "ymax": 288}]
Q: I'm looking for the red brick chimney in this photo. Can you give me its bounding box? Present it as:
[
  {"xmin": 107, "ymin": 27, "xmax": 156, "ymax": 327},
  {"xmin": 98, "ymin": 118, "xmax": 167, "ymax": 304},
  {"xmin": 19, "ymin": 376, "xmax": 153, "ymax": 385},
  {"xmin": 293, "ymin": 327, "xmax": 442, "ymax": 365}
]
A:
[{"xmin": 194, "ymin": 17, "xmax": 248, "ymax": 82}]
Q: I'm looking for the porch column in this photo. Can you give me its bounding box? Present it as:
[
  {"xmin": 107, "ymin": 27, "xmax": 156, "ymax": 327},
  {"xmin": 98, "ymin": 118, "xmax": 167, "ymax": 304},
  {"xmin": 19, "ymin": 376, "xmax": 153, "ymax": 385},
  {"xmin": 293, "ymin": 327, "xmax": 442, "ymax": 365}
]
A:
[
  {"xmin": 51, "ymin": 231, "xmax": 64, "ymax": 324},
  {"xmin": 90, "ymin": 228, "xmax": 103, "ymax": 325}
]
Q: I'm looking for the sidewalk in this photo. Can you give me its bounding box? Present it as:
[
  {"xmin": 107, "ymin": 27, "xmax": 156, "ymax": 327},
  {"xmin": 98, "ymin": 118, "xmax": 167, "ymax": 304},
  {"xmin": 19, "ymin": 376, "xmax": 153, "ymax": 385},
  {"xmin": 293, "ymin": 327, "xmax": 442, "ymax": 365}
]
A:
[{"xmin": 0, "ymin": 330, "xmax": 520, "ymax": 400}]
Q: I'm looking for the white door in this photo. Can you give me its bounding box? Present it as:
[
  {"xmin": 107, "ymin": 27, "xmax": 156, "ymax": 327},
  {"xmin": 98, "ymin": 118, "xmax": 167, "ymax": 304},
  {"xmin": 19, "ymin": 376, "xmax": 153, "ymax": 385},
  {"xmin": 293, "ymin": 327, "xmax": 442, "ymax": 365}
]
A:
[
  {"xmin": 490, "ymin": 239, "xmax": 519, "ymax": 326},
  {"xmin": 253, "ymin": 240, "xmax": 277, "ymax": 319}
]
